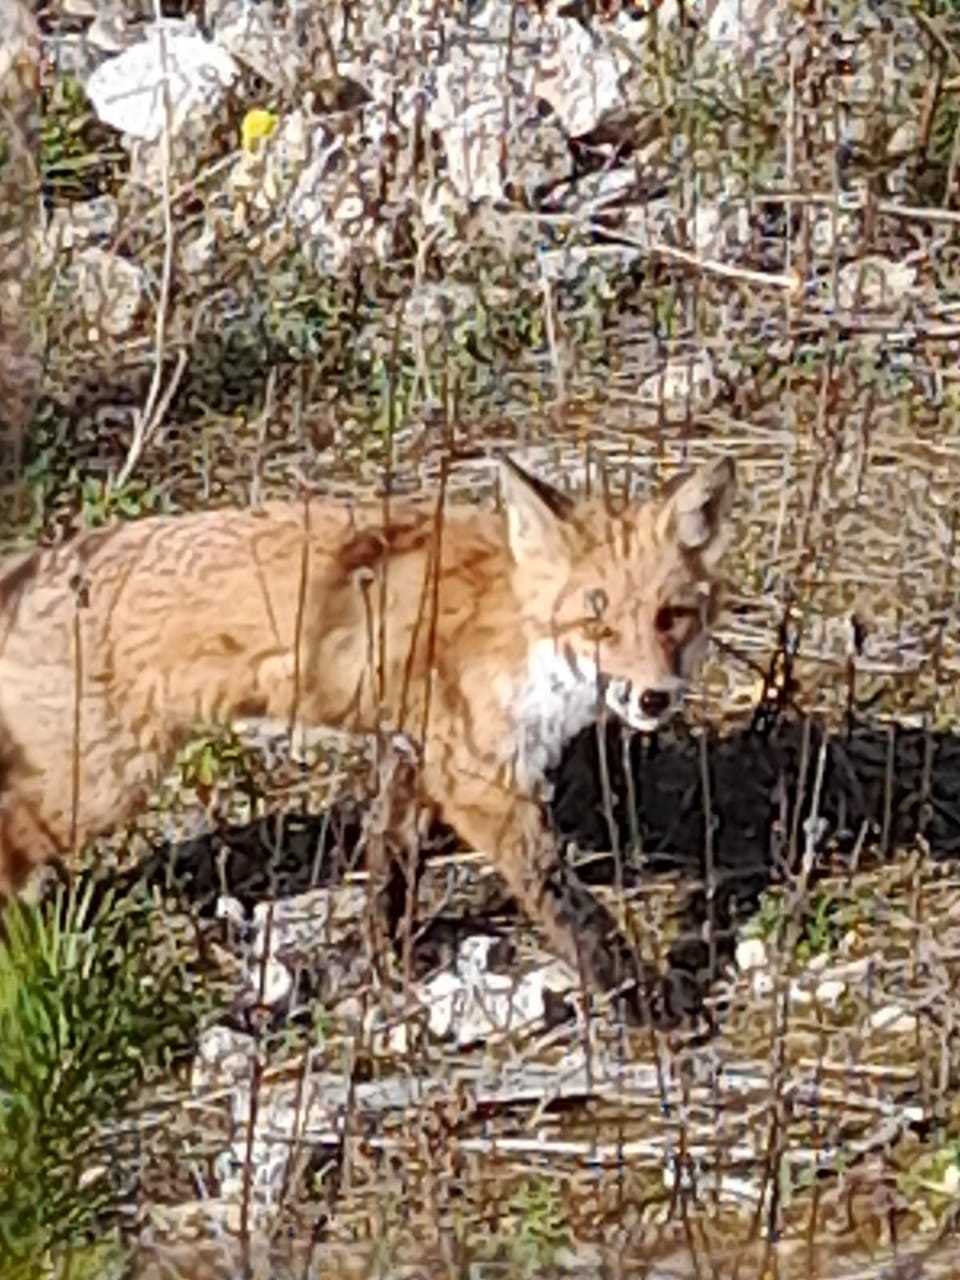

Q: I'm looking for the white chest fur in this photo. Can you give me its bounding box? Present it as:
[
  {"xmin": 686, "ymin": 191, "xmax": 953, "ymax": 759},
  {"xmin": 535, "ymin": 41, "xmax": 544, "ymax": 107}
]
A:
[{"xmin": 498, "ymin": 637, "xmax": 602, "ymax": 791}]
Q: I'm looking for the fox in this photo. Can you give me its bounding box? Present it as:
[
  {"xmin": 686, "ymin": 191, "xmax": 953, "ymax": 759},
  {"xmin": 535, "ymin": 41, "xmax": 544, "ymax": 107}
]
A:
[{"xmin": 0, "ymin": 452, "xmax": 737, "ymax": 1021}]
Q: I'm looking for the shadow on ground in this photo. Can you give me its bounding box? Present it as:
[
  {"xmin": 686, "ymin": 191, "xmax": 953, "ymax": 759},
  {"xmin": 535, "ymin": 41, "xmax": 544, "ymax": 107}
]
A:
[
  {"xmin": 552, "ymin": 709, "xmax": 960, "ymax": 989},
  {"xmin": 99, "ymin": 710, "xmax": 960, "ymax": 1009}
]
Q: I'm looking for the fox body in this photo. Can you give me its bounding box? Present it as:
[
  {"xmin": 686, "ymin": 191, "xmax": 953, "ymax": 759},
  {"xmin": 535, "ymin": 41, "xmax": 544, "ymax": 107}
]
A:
[{"xmin": 0, "ymin": 454, "xmax": 736, "ymax": 1018}]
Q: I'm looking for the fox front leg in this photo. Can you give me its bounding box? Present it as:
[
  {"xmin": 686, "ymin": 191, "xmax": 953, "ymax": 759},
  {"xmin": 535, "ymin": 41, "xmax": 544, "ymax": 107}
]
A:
[{"xmin": 422, "ymin": 747, "xmax": 694, "ymax": 1026}]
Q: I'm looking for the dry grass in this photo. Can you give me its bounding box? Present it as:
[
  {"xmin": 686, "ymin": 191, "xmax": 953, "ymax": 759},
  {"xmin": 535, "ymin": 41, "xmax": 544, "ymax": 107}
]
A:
[{"xmin": 4, "ymin": 0, "xmax": 960, "ymax": 1276}]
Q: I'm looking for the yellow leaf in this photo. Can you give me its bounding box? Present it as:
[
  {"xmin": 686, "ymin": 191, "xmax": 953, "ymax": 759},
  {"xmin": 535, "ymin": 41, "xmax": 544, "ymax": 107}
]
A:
[{"xmin": 241, "ymin": 107, "xmax": 278, "ymax": 153}]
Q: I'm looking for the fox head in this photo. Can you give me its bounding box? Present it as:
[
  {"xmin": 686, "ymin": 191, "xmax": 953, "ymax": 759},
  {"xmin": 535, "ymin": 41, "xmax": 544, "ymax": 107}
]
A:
[{"xmin": 499, "ymin": 452, "xmax": 737, "ymax": 736}]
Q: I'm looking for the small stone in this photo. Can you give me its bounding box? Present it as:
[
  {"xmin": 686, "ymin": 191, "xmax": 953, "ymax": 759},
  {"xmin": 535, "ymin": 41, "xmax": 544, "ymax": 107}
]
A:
[
  {"xmin": 77, "ymin": 1163, "xmax": 108, "ymax": 1190},
  {"xmin": 706, "ymin": 0, "xmax": 785, "ymax": 62},
  {"xmin": 212, "ymin": 1, "xmax": 301, "ymax": 88},
  {"xmin": 836, "ymin": 256, "xmax": 917, "ymax": 311},
  {"xmin": 191, "ymin": 1025, "xmax": 256, "ymax": 1091},
  {"xmin": 814, "ymin": 978, "xmax": 847, "ymax": 1008},
  {"xmin": 532, "ymin": 14, "xmax": 623, "ymax": 138},
  {"xmin": 253, "ymin": 957, "xmax": 293, "ymax": 1008},
  {"xmin": 73, "ymin": 246, "xmax": 145, "ymax": 337},
  {"xmin": 736, "ymin": 937, "xmax": 768, "ymax": 973},
  {"xmin": 637, "ymin": 352, "xmax": 717, "ymax": 414},
  {"xmin": 180, "ymin": 223, "xmax": 218, "ymax": 274},
  {"xmin": 86, "ymin": 9, "xmax": 135, "ymax": 54},
  {"xmin": 44, "ymin": 196, "xmax": 119, "ymax": 257},
  {"xmin": 789, "ymin": 980, "xmax": 812, "ymax": 1007},
  {"xmin": 249, "ymin": 886, "xmax": 366, "ymax": 963},
  {"xmin": 429, "ymin": 89, "xmax": 506, "ymax": 202},
  {"xmin": 868, "ymin": 1004, "xmax": 917, "ymax": 1037}
]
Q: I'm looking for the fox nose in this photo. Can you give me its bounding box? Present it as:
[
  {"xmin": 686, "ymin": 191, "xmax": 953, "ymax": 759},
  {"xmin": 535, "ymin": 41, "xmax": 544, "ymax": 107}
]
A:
[{"xmin": 639, "ymin": 688, "xmax": 672, "ymax": 720}]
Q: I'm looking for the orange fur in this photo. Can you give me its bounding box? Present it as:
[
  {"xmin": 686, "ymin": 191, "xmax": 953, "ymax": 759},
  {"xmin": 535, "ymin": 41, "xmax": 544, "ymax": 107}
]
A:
[{"xmin": 0, "ymin": 454, "xmax": 737, "ymax": 1019}]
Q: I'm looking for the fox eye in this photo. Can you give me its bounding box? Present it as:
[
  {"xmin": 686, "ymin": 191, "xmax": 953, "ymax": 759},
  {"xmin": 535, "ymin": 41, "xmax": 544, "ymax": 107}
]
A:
[
  {"xmin": 585, "ymin": 587, "xmax": 609, "ymax": 618},
  {"xmin": 655, "ymin": 604, "xmax": 697, "ymax": 634}
]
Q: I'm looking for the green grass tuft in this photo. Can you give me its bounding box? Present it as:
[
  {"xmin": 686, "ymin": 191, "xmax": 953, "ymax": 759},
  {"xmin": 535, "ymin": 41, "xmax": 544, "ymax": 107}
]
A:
[{"xmin": 0, "ymin": 878, "xmax": 212, "ymax": 1277}]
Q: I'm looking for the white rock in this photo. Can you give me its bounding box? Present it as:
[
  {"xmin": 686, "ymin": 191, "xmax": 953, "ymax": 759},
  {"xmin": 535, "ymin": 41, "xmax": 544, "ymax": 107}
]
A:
[
  {"xmin": 222, "ymin": 1079, "xmax": 334, "ymax": 1209},
  {"xmin": 885, "ymin": 120, "xmax": 920, "ymax": 173},
  {"xmin": 60, "ymin": 0, "xmax": 99, "ymax": 16},
  {"xmin": 211, "ymin": 0, "xmax": 300, "ymax": 87},
  {"xmin": 637, "ymin": 352, "xmax": 717, "ymax": 413},
  {"xmin": 814, "ymin": 978, "xmax": 847, "ymax": 1008},
  {"xmin": 689, "ymin": 202, "xmax": 752, "ymax": 258},
  {"xmin": 836, "ymin": 256, "xmax": 917, "ymax": 311},
  {"xmin": 735, "ymin": 936, "xmax": 775, "ymax": 998},
  {"xmin": 429, "ymin": 73, "xmax": 506, "ymax": 202},
  {"xmin": 868, "ymin": 1004, "xmax": 917, "ymax": 1037},
  {"xmin": 43, "ymin": 196, "xmax": 119, "ymax": 255},
  {"xmin": 180, "ymin": 222, "xmax": 218, "ymax": 274},
  {"xmin": 422, "ymin": 969, "xmax": 469, "ymax": 1042},
  {"xmin": 249, "ymin": 886, "xmax": 367, "ymax": 963},
  {"xmin": 73, "ymin": 246, "xmax": 145, "ymax": 337},
  {"xmin": 85, "ymin": 22, "xmax": 238, "ymax": 141},
  {"xmin": 736, "ymin": 937, "xmax": 768, "ymax": 973},
  {"xmin": 426, "ymin": 8, "xmax": 628, "ymax": 204},
  {"xmin": 532, "ymin": 17, "xmax": 623, "ymax": 138},
  {"xmin": 458, "ymin": 933, "xmax": 500, "ymax": 981},
  {"xmin": 215, "ymin": 894, "xmax": 246, "ymax": 929},
  {"xmin": 511, "ymin": 960, "xmax": 576, "ymax": 1023},
  {"xmin": 252, "ymin": 956, "xmax": 294, "ymax": 1007},
  {"xmin": 706, "ymin": 0, "xmax": 785, "ymax": 62},
  {"xmin": 0, "ymin": 0, "xmax": 39, "ymax": 85},
  {"xmin": 191, "ymin": 1024, "xmax": 256, "ymax": 1092},
  {"xmin": 341, "ymin": 3, "xmax": 631, "ymax": 212},
  {"xmin": 382, "ymin": 1019, "xmax": 411, "ymax": 1057},
  {"xmin": 418, "ymin": 934, "xmax": 574, "ymax": 1048}
]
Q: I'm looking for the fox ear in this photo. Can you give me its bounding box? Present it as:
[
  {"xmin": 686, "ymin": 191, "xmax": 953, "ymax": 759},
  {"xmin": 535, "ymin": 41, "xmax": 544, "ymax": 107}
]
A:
[
  {"xmin": 656, "ymin": 456, "xmax": 737, "ymax": 569},
  {"xmin": 498, "ymin": 454, "xmax": 575, "ymax": 565}
]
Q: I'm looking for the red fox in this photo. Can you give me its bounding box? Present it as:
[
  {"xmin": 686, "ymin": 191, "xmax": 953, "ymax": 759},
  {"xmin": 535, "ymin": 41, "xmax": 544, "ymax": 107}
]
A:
[{"xmin": 0, "ymin": 453, "xmax": 736, "ymax": 1021}]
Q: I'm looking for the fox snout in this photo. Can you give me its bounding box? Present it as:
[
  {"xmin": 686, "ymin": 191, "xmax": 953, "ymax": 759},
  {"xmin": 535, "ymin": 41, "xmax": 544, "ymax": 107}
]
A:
[{"xmin": 603, "ymin": 675, "xmax": 687, "ymax": 733}]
